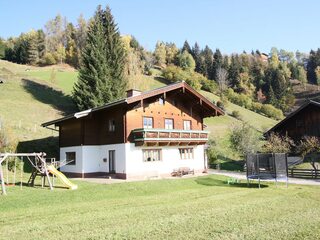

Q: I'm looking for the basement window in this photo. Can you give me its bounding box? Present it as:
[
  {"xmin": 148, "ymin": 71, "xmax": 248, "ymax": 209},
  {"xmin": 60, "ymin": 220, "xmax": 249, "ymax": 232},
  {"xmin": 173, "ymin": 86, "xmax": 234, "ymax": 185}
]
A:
[
  {"xmin": 143, "ymin": 149, "xmax": 162, "ymax": 162},
  {"xmin": 179, "ymin": 148, "xmax": 194, "ymax": 160},
  {"xmin": 66, "ymin": 152, "xmax": 76, "ymax": 165}
]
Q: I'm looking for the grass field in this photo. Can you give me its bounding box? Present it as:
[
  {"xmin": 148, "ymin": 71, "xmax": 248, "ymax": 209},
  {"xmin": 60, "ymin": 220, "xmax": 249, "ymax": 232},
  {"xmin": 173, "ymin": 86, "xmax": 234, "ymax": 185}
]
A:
[{"xmin": 1, "ymin": 175, "xmax": 320, "ymax": 240}]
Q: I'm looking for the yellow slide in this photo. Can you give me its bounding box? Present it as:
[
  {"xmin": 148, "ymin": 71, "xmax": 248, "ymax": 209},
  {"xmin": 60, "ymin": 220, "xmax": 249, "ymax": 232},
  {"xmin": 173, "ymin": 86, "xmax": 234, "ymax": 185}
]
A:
[{"xmin": 47, "ymin": 165, "xmax": 78, "ymax": 190}]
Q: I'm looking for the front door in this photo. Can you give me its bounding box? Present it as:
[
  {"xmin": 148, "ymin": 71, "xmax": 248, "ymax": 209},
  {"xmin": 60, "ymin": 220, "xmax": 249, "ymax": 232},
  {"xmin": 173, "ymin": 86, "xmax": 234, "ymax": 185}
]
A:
[{"xmin": 108, "ymin": 150, "xmax": 116, "ymax": 173}]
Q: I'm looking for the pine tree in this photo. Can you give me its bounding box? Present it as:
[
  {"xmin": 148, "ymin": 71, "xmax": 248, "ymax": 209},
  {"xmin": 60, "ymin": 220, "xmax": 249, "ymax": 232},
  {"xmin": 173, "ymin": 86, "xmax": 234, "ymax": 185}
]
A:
[
  {"xmin": 181, "ymin": 40, "xmax": 192, "ymax": 54},
  {"xmin": 27, "ymin": 31, "xmax": 39, "ymax": 65},
  {"xmin": 267, "ymin": 85, "xmax": 276, "ymax": 105},
  {"xmin": 200, "ymin": 45, "xmax": 213, "ymax": 79},
  {"xmin": 65, "ymin": 23, "xmax": 77, "ymax": 67},
  {"xmin": 192, "ymin": 42, "xmax": 202, "ymax": 73},
  {"xmin": 228, "ymin": 54, "xmax": 241, "ymax": 89},
  {"xmin": 37, "ymin": 30, "xmax": 46, "ymax": 62},
  {"xmin": 212, "ymin": 49, "xmax": 223, "ymax": 80},
  {"xmin": 73, "ymin": 5, "xmax": 126, "ymax": 110}
]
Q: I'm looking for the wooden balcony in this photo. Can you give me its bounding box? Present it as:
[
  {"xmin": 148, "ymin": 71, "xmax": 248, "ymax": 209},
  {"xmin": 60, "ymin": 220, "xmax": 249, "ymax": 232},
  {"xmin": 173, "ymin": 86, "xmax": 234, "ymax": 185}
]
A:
[{"xmin": 131, "ymin": 128, "xmax": 209, "ymax": 146}]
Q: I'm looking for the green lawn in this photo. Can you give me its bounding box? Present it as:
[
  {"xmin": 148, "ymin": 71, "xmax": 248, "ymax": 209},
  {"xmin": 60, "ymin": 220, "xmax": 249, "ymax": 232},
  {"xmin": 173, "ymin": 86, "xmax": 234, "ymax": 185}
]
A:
[{"xmin": 1, "ymin": 175, "xmax": 320, "ymax": 240}]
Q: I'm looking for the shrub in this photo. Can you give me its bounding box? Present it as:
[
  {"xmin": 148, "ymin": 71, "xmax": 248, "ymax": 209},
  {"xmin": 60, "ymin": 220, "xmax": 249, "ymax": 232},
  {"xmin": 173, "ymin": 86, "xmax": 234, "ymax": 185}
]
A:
[
  {"xmin": 263, "ymin": 133, "xmax": 294, "ymax": 153},
  {"xmin": 43, "ymin": 53, "xmax": 56, "ymax": 65},
  {"xmin": 251, "ymin": 102, "xmax": 263, "ymax": 113},
  {"xmin": 0, "ymin": 121, "xmax": 17, "ymax": 153},
  {"xmin": 206, "ymin": 139, "xmax": 219, "ymax": 166},
  {"xmin": 225, "ymin": 88, "xmax": 283, "ymax": 120},
  {"xmin": 216, "ymin": 101, "xmax": 225, "ymax": 110},
  {"xmin": 229, "ymin": 123, "xmax": 262, "ymax": 156},
  {"xmin": 231, "ymin": 110, "xmax": 242, "ymax": 120},
  {"xmin": 260, "ymin": 104, "xmax": 284, "ymax": 120},
  {"xmin": 200, "ymin": 79, "xmax": 217, "ymax": 93},
  {"xmin": 161, "ymin": 65, "xmax": 205, "ymax": 90}
]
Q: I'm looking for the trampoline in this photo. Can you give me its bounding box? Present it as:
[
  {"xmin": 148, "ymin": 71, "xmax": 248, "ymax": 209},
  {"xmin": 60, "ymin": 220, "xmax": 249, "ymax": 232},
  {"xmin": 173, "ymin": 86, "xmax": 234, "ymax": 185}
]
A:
[{"xmin": 246, "ymin": 153, "xmax": 288, "ymax": 188}]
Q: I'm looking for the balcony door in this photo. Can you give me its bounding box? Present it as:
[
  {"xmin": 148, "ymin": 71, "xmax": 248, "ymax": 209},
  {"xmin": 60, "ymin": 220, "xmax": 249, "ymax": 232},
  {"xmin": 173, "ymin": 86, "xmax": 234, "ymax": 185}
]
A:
[{"xmin": 108, "ymin": 150, "xmax": 116, "ymax": 173}]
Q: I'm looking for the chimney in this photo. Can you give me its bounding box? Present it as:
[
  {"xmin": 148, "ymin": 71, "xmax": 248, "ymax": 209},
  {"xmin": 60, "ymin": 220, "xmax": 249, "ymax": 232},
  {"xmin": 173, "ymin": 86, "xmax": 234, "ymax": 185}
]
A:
[{"xmin": 126, "ymin": 89, "xmax": 142, "ymax": 98}]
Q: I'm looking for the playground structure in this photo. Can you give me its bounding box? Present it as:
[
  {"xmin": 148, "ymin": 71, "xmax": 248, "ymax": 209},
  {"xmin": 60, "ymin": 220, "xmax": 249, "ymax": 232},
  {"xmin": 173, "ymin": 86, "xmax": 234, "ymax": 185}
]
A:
[
  {"xmin": 0, "ymin": 152, "xmax": 77, "ymax": 195},
  {"xmin": 246, "ymin": 153, "xmax": 288, "ymax": 188}
]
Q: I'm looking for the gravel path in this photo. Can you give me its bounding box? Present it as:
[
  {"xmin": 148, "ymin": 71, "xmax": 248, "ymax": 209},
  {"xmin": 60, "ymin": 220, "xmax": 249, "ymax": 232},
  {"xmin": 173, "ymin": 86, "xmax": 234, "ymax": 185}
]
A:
[{"xmin": 208, "ymin": 169, "xmax": 320, "ymax": 186}]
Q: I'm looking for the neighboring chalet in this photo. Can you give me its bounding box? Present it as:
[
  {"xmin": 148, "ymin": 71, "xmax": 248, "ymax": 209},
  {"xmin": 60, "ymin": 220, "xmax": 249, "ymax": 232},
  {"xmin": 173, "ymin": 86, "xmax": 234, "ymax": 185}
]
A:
[
  {"xmin": 266, "ymin": 100, "xmax": 320, "ymax": 141},
  {"xmin": 42, "ymin": 82, "xmax": 224, "ymax": 179}
]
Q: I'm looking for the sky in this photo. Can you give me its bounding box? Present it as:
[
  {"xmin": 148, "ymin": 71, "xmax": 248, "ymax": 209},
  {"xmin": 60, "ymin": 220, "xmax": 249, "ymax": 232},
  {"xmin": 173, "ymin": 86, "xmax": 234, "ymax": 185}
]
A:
[{"xmin": 0, "ymin": 0, "xmax": 319, "ymax": 54}]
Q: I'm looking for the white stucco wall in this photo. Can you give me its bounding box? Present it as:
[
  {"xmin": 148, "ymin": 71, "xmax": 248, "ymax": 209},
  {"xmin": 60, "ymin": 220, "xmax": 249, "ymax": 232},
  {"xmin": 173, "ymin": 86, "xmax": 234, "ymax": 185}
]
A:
[
  {"xmin": 60, "ymin": 144, "xmax": 205, "ymax": 178},
  {"xmin": 125, "ymin": 143, "xmax": 205, "ymax": 178},
  {"xmin": 60, "ymin": 144, "xmax": 126, "ymax": 174},
  {"xmin": 60, "ymin": 146, "xmax": 83, "ymax": 174}
]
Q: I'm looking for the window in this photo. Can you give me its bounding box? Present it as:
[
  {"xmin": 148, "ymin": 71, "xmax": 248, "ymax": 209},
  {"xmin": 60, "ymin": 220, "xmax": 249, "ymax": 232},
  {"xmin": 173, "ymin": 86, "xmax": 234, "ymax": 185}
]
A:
[
  {"xmin": 165, "ymin": 118, "xmax": 174, "ymax": 129},
  {"xmin": 66, "ymin": 152, "xmax": 76, "ymax": 165},
  {"xmin": 179, "ymin": 148, "xmax": 193, "ymax": 160},
  {"xmin": 143, "ymin": 149, "xmax": 162, "ymax": 162},
  {"xmin": 143, "ymin": 117, "xmax": 153, "ymax": 128},
  {"xmin": 183, "ymin": 120, "xmax": 191, "ymax": 130},
  {"xmin": 108, "ymin": 119, "xmax": 115, "ymax": 132}
]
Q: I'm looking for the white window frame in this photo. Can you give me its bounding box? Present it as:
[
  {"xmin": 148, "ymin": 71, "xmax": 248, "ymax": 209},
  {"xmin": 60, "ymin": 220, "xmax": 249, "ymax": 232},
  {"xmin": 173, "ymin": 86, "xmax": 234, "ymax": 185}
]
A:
[
  {"xmin": 143, "ymin": 117, "xmax": 153, "ymax": 129},
  {"xmin": 179, "ymin": 148, "xmax": 194, "ymax": 160},
  {"xmin": 165, "ymin": 118, "xmax": 174, "ymax": 130},
  {"xmin": 142, "ymin": 149, "xmax": 162, "ymax": 162},
  {"xmin": 183, "ymin": 120, "xmax": 191, "ymax": 130}
]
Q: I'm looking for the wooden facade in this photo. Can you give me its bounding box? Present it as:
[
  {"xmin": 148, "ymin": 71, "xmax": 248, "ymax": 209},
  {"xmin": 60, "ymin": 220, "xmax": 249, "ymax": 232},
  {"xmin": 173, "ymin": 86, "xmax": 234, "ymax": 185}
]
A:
[
  {"xmin": 266, "ymin": 101, "xmax": 320, "ymax": 140},
  {"xmin": 59, "ymin": 105, "xmax": 126, "ymax": 147},
  {"xmin": 43, "ymin": 82, "xmax": 224, "ymax": 148}
]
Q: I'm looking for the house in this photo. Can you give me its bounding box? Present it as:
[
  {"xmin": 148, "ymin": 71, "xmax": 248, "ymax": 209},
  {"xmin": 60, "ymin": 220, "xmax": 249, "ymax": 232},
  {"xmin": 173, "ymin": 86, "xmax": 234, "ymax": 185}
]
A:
[
  {"xmin": 42, "ymin": 82, "xmax": 224, "ymax": 179},
  {"xmin": 260, "ymin": 53, "xmax": 269, "ymax": 63},
  {"xmin": 265, "ymin": 100, "xmax": 320, "ymax": 141}
]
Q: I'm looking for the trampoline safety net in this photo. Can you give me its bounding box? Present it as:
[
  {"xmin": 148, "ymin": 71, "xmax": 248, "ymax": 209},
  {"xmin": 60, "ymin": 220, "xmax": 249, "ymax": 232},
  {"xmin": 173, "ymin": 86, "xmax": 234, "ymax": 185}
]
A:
[{"xmin": 246, "ymin": 153, "xmax": 288, "ymax": 180}]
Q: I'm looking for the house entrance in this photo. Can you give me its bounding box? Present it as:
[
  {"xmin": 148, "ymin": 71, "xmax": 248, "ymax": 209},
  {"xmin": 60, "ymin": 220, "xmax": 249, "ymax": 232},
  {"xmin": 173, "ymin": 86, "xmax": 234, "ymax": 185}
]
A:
[{"xmin": 108, "ymin": 150, "xmax": 116, "ymax": 173}]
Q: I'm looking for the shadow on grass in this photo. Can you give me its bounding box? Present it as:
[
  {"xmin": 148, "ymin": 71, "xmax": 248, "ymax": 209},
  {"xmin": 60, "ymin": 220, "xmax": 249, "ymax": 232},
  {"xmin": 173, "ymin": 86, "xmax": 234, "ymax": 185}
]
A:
[
  {"xmin": 215, "ymin": 155, "xmax": 245, "ymax": 172},
  {"xmin": 195, "ymin": 177, "xmax": 268, "ymax": 188},
  {"xmin": 10, "ymin": 182, "xmax": 69, "ymax": 190},
  {"xmin": 22, "ymin": 78, "xmax": 76, "ymax": 115},
  {"xmin": 17, "ymin": 136, "xmax": 59, "ymax": 173}
]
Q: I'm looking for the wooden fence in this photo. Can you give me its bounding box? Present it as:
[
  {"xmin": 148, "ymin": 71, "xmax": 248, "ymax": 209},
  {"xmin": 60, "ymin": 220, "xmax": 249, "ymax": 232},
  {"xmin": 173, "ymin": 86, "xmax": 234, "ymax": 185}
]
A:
[{"xmin": 288, "ymin": 168, "xmax": 320, "ymax": 179}]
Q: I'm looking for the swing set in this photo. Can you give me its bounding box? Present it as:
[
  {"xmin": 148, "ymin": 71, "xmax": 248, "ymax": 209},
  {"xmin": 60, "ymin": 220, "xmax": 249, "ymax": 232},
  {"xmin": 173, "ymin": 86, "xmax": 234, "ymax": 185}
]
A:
[{"xmin": 0, "ymin": 152, "xmax": 56, "ymax": 195}]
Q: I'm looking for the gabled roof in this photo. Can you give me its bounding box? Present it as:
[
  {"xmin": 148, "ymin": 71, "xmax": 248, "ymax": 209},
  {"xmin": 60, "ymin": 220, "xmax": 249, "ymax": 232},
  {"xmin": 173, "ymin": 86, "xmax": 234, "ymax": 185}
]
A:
[
  {"xmin": 265, "ymin": 100, "xmax": 320, "ymax": 135},
  {"xmin": 42, "ymin": 81, "xmax": 224, "ymax": 127}
]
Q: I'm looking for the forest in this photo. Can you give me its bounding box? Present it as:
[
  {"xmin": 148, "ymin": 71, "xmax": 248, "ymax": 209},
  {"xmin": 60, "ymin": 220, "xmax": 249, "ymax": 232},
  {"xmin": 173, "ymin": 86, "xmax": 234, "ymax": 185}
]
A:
[{"xmin": 1, "ymin": 12, "xmax": 320, "ymax": 120}]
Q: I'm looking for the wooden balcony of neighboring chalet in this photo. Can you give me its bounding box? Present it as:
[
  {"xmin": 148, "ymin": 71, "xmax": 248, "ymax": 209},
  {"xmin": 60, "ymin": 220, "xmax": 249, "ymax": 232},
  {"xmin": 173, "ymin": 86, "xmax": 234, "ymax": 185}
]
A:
[{"xmin": 131, "ymin": 128, "xmax": 209, "ymax": 146}]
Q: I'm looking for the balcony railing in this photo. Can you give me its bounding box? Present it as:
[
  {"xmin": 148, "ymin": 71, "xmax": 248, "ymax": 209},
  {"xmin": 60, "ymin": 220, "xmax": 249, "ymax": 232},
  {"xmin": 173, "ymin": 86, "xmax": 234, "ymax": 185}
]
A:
[{"xmin": 131, "ymin": 128, "xmax": 209, "ymax": 146}]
